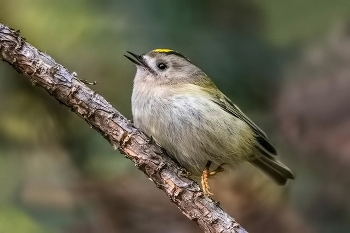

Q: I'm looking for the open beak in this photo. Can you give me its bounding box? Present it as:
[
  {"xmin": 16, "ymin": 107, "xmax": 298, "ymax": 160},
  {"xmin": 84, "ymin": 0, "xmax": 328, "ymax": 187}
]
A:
[{"xmin": 124, "ymin": 51, "xmax": 148, "ymax": 68}]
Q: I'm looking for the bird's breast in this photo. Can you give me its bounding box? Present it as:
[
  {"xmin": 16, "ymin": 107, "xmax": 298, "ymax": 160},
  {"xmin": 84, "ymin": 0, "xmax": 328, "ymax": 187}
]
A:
[{"xmin": 131, "ymin": 85, "xmax": 255, "ymax": 174}]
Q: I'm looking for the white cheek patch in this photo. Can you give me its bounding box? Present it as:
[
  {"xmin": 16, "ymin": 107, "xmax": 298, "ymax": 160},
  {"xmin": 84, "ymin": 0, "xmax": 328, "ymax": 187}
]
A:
[
  {"xmin": 148, "ymin": 58, "xmax": 159, "ymax": 71},
  {"xmin": 143, "ymin": 56, "xmax": 155, "ymax": 69}
]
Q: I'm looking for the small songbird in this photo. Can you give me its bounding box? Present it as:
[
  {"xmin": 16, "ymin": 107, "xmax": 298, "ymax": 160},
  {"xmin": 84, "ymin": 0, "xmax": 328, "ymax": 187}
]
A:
[{"xmin": 125, "ymin": 49, "xmax": 295, "ymax": 196}]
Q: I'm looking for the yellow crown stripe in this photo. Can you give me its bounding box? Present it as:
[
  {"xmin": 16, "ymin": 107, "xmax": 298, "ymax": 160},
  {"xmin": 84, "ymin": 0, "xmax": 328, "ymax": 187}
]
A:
[{"xmin": 153, "ymin": 48, "xmax": 174, "ymax": 53}]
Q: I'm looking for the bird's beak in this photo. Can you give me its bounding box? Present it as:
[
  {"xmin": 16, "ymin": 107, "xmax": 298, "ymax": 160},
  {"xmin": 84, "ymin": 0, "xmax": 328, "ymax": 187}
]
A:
[{"xmin": 124, "ymin": 51, "xmax": 148, "ymax": 68}]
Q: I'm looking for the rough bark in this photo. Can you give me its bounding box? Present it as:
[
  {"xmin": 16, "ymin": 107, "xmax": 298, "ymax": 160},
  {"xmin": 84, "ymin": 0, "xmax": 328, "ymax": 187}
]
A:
[{"xmin": 0, "ymin": 23, "xmax": 247, "ymax": 233}]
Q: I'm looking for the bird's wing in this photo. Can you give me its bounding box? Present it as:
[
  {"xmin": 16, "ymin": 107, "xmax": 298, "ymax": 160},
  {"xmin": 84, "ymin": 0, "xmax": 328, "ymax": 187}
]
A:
[{"xmin": 212, "ymin": 94, "xmax": 277, "ymax": 156}]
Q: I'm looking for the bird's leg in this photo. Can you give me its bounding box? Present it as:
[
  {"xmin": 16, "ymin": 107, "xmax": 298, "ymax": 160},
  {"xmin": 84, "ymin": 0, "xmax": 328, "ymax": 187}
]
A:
[
  {"xmin": 209, "ymin": 163, "xmax": 226, "ymax": 176},
  {"xmin": 201, "ymin": 161, "xmax": 226, "ymax": 196},
  {"xmin": 201, "ymin": 161, "xmax": 213, "ymax": 196}
]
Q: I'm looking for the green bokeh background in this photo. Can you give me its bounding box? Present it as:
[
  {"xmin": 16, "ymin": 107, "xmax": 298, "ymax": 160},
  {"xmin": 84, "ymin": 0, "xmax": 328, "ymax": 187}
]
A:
[{"xmin": 1, "ymin": 1, "xmax": 350, "ymax": 232}]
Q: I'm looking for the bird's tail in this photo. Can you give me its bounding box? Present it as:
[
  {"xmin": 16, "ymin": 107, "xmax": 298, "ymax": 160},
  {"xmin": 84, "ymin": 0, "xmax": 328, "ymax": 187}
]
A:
[{"xmin": 250, "ymin": 156, "xmax": 295, "ymax": 185}]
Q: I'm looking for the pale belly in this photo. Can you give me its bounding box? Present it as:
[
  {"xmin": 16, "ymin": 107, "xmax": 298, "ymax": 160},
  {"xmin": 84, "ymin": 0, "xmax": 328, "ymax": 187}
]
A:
[{"xmin": 132, "ymin": 92, "xmax": 255, "ymax": 175}]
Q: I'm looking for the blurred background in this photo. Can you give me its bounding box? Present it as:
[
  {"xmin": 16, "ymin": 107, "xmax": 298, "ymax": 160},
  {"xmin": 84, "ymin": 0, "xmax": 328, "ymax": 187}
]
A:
[{"xmin": 0, "ymin": 0, "xmax": 350, "ymax": 232}]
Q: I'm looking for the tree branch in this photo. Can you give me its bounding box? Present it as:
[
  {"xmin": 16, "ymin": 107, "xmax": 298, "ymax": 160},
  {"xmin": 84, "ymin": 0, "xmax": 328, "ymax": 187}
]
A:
[{"xmin": 0, "ymin": 23, "xmax": 247, "ymax": 233}]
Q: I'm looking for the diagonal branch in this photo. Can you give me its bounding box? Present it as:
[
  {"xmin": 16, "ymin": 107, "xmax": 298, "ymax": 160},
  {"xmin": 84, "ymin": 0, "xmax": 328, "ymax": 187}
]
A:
[{"xmin": 0, "ymin": 23, "xmax": 247, "ymax": 233}]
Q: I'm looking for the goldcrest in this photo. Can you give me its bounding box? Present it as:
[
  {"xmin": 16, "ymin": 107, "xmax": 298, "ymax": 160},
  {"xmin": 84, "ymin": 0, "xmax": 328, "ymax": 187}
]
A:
[{"xmin": 125, "ymin": 49, "xmax": 295, "ymax": 195}]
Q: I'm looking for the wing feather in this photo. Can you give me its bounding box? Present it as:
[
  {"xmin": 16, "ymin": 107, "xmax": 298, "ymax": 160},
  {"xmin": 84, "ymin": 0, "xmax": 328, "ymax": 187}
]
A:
[{"xmin": 212, "ymin": 95, "xmax": 277, "ymax": 156}]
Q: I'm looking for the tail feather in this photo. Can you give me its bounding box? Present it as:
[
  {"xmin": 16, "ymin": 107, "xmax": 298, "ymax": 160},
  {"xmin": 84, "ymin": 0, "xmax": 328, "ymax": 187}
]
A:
[{"xmin": 251, "ymin": 156, "xmax": 295, "ymax": 185}]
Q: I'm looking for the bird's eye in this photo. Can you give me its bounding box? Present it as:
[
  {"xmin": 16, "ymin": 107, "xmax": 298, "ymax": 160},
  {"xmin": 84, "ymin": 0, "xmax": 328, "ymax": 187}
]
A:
[{"xmin": 157, "ymin": 63, "xmax": 167, "ymax": 70}]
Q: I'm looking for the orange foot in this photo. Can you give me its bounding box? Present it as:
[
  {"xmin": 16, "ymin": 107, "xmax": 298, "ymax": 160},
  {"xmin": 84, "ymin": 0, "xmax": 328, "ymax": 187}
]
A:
[{"xmin": 201, "ymin": 161, "xmax": 225, "ymax": 196}]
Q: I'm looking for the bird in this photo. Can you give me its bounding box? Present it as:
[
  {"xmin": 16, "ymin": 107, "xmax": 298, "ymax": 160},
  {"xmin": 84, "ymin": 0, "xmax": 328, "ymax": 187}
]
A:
[{"xmin": 125, "ymin": 48, "xmax": 295, "ymax": 196}]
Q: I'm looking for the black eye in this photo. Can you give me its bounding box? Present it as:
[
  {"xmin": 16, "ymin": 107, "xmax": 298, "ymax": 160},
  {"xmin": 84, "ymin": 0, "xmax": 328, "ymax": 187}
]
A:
[{"xmin": 157, "ymin": 63, "xmax": 167, "ymax": 70}]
